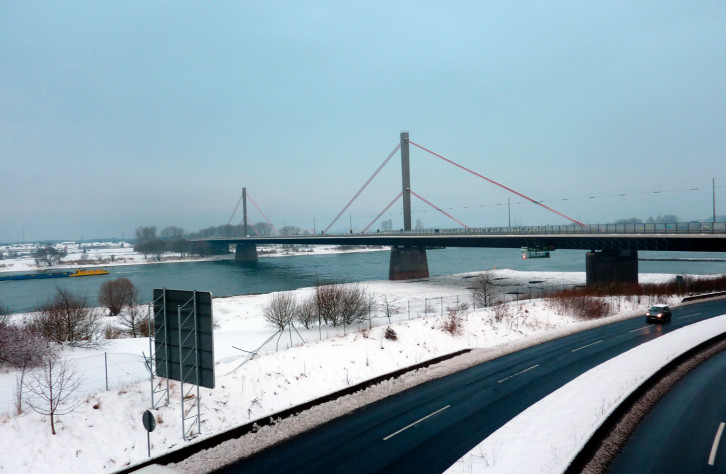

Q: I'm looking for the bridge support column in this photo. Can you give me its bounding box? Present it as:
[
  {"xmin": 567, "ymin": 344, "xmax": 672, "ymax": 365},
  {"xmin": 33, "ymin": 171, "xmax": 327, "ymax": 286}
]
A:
[
  {"xmin": 389, "ymin": 246, "xmax": 429, "ymax": 280},
  {"xmin": 586, "ymin": 250, "xmax": 638, "ymax": 286},
  {"xmin": 208, "ymin": 242, "xmax": 230, "ymax": 255},
  {"xmin": 235, "ymin": 243, "xmax": 258, "ymax": 262}
]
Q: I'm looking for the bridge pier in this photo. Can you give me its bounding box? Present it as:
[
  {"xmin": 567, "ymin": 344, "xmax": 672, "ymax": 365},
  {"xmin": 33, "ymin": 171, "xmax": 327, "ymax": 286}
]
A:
[
  {"xmin": 208, "ymin": 241, "xmax": 230, "ymax": 255},
  {"xmin": 389, "ymin": 246, "xmax": 429, "ymax": 280},
  {"xmin": 235, "ymin": 243, "xmax": 258, "ymax": 262},
  {"xmin": 586, "ymin": 250, "xmax": 638, "ymax": 286}
]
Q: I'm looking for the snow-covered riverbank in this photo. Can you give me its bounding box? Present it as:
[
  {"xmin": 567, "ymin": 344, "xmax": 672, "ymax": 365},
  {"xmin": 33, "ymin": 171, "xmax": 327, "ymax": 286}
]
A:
[{"xmin": 1, "ymin": 267, "xmax": 710, "ymax": 473}]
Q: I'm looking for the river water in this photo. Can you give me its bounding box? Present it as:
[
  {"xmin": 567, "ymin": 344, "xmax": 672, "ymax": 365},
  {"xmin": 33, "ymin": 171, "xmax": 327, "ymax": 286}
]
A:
[{"xmin": 1, "ymin": 248, "xmax": 724, "ymax": 314}]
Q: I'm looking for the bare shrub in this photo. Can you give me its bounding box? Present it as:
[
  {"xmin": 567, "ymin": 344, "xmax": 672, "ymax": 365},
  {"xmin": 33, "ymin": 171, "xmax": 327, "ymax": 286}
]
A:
[
  {"xmin": 492, "ymin": 301, "xmax": 510, "ymax": 324},
  {"xmin": 339, "ymin": 284, "xmax": 372, "ymax": 326},
  {"xmin": 29, "ymin": 287, "xmax": 102, "ymax": 347},
  {"xmin": 384, "ymin": 327, "xmax": 398, "ymax": 341},
  {"xmin": 472, "ymin": 271, "xmax": 497, "ymax": 308},
  {"xmin": 263, "ymin": 292, "xmax": 297, "ymax": 330},
  {"xmin": 295, "ymin": 298, "xmax": 318, "ymax": 329},
  {"xmin": 0, "ymin": 323, "xmax": 52, "ymax": 368},
  {"xmin": 119, "ymin": 304, "xmax": 150, "ymax": 338},
  {"xmin": 104, "ymin": 323, "xmax": 124, "ymax": 339},
  {"xmin": 546, "ymin": 293, "xmax": 611, "ymax": 320},
  {"xmin": 24, "ymin": 353, "xmax": 85, "ymax": 435},
  {"xmin": 98, "ymin": 277, "xmax": 138, "ymax": 316},
  {"xmin": 313, "ymin": 283, "xmax": 371, "ymax": 327},
  {"xmin": 442, "ymin": 307, "xmax": 464, "ymax": 335}
]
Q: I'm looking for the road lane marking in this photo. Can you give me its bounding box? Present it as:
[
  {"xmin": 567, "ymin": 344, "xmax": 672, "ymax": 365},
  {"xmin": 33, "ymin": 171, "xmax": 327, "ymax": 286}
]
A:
[
  {"xmin": 498, "ymin": 364, "xmax": 539, "ymax": 384},
  {"xmin": 629, "ymin": 325, "xmax": 652, "ymax": 333},
  {"xmin": 571, "ymin": 340, "xmax": 603, "ymax": 353},
  {"xmin": 383, "ymin": 405, "xmax": 450, "ymax": 441},
  {"xmin": 709, "ymin": 422, "xmax": 725, "ymax": 466},
  {"xmin": 678, "ymin": 312, "xmax": 701, "ymax": 320}
]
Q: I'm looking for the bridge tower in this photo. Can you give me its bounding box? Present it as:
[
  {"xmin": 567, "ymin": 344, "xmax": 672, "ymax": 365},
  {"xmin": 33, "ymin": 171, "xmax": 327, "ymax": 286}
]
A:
[
  {"xmin": 401, "ymin": 131, "xmax": 412, "ymax": 231},
  {"xmin": 389, "ymin": 132, "xmax": 429, "ymax": 280},
  {"xmin": 235, "ymin": 187, "xmax": 258, "ymax": 262}
]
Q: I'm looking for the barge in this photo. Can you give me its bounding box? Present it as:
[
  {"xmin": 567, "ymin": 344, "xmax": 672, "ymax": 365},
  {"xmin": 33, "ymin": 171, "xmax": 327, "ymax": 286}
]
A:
[{"xmin": 0, "ymin": 268, "xmax": 109, "ymax": 281}]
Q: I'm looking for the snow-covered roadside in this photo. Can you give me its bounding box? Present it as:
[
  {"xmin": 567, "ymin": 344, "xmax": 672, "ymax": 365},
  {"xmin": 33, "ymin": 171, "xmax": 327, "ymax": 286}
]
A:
[
  {"xmin": 0, "ymin": 269, "xmax": 706, "ymax": 473},
  {"xmin": 445, "ymin": 314, "xmax": 726, "ymax": 474}
]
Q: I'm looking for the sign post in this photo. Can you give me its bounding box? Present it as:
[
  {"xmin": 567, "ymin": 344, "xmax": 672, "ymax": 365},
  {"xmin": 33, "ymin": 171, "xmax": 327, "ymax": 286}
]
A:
[{"xmin": 142, "ymin": 410, "xmax": 157, "ymax": 457}]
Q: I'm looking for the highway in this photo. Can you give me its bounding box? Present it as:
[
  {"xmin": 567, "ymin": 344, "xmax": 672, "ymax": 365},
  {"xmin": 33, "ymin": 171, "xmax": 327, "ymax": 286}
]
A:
[
  {"xmin": 608, "ymin": 338, "xmax": 726, "ymax": 473},
  {"xmin": 213, "ymin": 298, "xmax": 726, "ymax": 473}
]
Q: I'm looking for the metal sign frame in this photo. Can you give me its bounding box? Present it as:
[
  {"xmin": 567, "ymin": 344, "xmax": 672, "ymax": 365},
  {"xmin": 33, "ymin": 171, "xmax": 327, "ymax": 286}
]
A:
[{"xmin": 150, "ymin": 288, "xmax": 215, "ymax": 440}]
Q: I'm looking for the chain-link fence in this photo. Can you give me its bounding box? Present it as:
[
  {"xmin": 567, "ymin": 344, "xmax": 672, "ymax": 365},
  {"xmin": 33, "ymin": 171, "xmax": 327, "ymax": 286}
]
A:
[{"xmin": 0, "ymin": 352, "xmax": 149, "ymax": 415}]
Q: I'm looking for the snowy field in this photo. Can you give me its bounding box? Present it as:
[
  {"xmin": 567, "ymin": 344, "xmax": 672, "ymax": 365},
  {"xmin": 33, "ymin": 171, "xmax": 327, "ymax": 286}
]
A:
[{"xmin": 2, "ymin": 256, "xmax": 716, "ymax": 473}]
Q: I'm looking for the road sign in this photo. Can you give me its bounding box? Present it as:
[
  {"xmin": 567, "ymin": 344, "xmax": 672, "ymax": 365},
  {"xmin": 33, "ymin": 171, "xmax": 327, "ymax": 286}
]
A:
[{"xmin": 152, "ymin": 289, "xmax": 215, "ymax": 389}]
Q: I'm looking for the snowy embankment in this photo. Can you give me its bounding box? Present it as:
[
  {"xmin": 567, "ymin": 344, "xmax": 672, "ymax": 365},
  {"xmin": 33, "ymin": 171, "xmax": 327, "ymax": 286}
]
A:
[
  {"xmin": 0, "ymin": 268, "xmax": 710, "ymax": 474},
  {"xmin": 445, "ymin": 314, "xmax": 726, "ymax": 473}
]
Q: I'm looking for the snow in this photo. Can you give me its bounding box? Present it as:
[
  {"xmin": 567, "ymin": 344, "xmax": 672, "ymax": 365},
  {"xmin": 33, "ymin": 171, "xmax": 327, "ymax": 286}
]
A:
[
  {"xmin": 444, "ymin": 315, "xmax": 726, "ymax": 474},
  {"xmin": 0, "ymin": 248, "xmax": 721, "ymax": 473}
]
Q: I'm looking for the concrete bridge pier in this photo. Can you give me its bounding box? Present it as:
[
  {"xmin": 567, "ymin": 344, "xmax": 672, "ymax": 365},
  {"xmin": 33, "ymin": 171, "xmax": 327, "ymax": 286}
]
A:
[
  {"xmin": 235, "ymin": 243, "xmax": 258, "ymax": 262},
  {"xmin": 586, "ymin": 250, "xmax": 638, "ymax": 285},
  {"xmin": 389, "ymin": 246, "xmax": 429, "ymax": 280}
]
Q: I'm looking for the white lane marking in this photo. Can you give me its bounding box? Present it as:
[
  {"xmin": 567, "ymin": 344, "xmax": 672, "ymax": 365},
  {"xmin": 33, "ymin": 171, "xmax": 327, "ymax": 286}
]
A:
[
  {"xmin": 678, "ymin": 312, "xmax": 702, "ymax": 320},
  {"xmin": 629, "ymin": 325, "xmax": 652, "ymax": 333},
  {"xmin": 571, "ymin": 340, "xmax": 603, "ymax": 353},
  {"xmin": 709, "ymin": 422, "xmax": 725, "ymax": 466},
  {"xmin": 498, "ymin": 364, "xmax": 540, "ymax": 384},
  {"xmin": 383, "ymin": 405, "xmax": 450, "ymax": 441}
]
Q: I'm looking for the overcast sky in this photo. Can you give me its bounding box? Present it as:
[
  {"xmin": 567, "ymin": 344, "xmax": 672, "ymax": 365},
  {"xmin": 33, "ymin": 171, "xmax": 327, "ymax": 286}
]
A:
[{"xmin": 2, "ymin": 1, "xmax": 725, "ymax": 242}]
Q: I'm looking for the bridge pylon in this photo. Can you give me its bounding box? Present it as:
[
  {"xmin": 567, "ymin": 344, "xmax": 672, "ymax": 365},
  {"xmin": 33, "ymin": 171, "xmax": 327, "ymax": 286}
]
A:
[{"xmin": 400, "ymin": 131, "xmax": 412, "ymax": 231}]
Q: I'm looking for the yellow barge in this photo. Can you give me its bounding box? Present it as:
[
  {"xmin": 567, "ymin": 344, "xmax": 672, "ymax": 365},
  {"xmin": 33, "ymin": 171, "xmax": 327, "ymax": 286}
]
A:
[{"xmin": 69, "ymin": 268, "xmax": 110, "ymax": 277}]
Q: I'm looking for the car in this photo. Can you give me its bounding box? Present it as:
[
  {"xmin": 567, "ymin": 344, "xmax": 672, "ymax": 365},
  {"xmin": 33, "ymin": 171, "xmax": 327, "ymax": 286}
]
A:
[{"xmin": 646, "ymin": 304, "xmax": 672, "ymax": 323}]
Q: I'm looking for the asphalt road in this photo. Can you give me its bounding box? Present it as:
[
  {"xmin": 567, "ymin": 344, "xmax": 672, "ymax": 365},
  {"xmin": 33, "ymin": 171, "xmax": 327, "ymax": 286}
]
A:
[
  {"xmin": 214, "ymin": 299, "xmax": 726, "ymax": 474},
  {"xmin": 608, "ymin": 336, "xmax": 726, "ymax": 473}
]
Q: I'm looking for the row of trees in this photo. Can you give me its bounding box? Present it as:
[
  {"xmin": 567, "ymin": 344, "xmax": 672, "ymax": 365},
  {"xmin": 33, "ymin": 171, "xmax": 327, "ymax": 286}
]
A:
[{"xmin": 263, "ymin": 283, "xmax": 372, "ymax": 330}]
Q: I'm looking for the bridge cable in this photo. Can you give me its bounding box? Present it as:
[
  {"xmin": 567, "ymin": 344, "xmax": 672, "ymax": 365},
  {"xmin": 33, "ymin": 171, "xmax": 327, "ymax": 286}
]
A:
[
  {"xmin": 227, "ymin": 190, "xmax": 244, "ymax": 226},
  {"xmin": 362, "ymin": 192, "xmax": 403, "ymax": 234},
  {"xmin": 323, "ymin": 143, "xmax": 401, "ymax": 234},
  {"xmin": 407, "ymin": 139, "xmax": 586, "ymax": 226},
  {"xmin": 409, "ymin": 190, "xmax": 470, "ymax": 229},
  {"xmin": 246, "ymin": 192, "xmax": 279, "ymax": 235}
]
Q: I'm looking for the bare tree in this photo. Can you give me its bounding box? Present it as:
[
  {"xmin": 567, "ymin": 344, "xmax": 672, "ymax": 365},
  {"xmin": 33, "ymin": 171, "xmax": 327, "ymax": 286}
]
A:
[
  {"xmin": 160, "ymin": 226, "xmax": 185, "ymax": 240},
  {"xmin": 25, "ymin": 354, "xmax": 85, "ymax": 435},
  {"xmin": 263, "ymin": 293, "xmax": 297, "ymax": 330},
  {"xmin": 380, "ymin": 219, "xmax": 393, "ymax": 231},
  {"xmin": 34, "ymin": 246, "xmax": 67, "ymax": 266},
  {"xmin": 472, "ymin": 271, "xmax": 496, "ymax": 308},
  {"xmin": 119, "ymin": 304, "xmax": 150, "ymax": 338},
  {"xmin": 98, "ymin": 277, "xmax": 138, "ymax": 316},
  {"xmin": 252, "ymin": 222, "xmax": 273, "ymax": 236},
  {"xmin": 314, "ymin": 283, "xmax": 371, "ymax": 327},
  {"xmin": 30, "ymin": 288, "xmax": 102, "ymax": 347},
  {"xmin": 279, "ymin": 226, "xmax": 301, "ymax": 236},
  {"xmin": 135, "ymin": 225, "xmax": 157, "ymax": 246},
  {"xmin": 295, "ymin": 298, "xmax": 318, "ymax": 329}
]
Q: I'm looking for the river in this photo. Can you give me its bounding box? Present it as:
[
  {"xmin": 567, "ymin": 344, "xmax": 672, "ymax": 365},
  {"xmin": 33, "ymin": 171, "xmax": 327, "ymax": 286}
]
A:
[{"xmin": 1, "ymin": 248, "xmax": 724, "ymax": 314}]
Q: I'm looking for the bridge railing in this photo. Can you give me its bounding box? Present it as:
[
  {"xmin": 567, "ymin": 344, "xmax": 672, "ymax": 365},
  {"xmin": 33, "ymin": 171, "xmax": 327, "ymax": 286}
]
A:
[
  {"xmin": 350, "ymin": 222, "xmax": 726, "ymax": 237},
  {"xmin": 221, "ymin": 222, "xmax": 725, "ymax": 239}
]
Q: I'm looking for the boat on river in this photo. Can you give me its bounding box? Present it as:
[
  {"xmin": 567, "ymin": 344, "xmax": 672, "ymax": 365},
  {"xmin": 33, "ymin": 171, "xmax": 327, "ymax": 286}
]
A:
[{"xmin": 0, "ymin": 268, "xmax": 109, "ymax": 281}]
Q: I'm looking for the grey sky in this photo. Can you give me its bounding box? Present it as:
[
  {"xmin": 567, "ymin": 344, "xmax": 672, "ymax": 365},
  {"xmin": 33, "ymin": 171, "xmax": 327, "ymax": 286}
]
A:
[{"xmin": 2, "ymin": 1, "xmax": 725, "ymax": 242}]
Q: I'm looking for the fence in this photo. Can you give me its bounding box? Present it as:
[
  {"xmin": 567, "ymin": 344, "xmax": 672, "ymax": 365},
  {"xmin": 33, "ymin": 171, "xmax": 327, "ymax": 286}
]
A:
[{"xmin": 0, "ymin": 352, "xmax": 149, "ymax": 415}]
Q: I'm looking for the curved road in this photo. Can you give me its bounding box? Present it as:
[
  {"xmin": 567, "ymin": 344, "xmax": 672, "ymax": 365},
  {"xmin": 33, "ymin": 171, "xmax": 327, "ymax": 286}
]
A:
[
  {"xmin": 608, "ymin": 338, "xmax": 726, "ymax": 473},
  {"xmin": 214, "ymin": 299, "xmax": 726, "ymax": 474}
]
